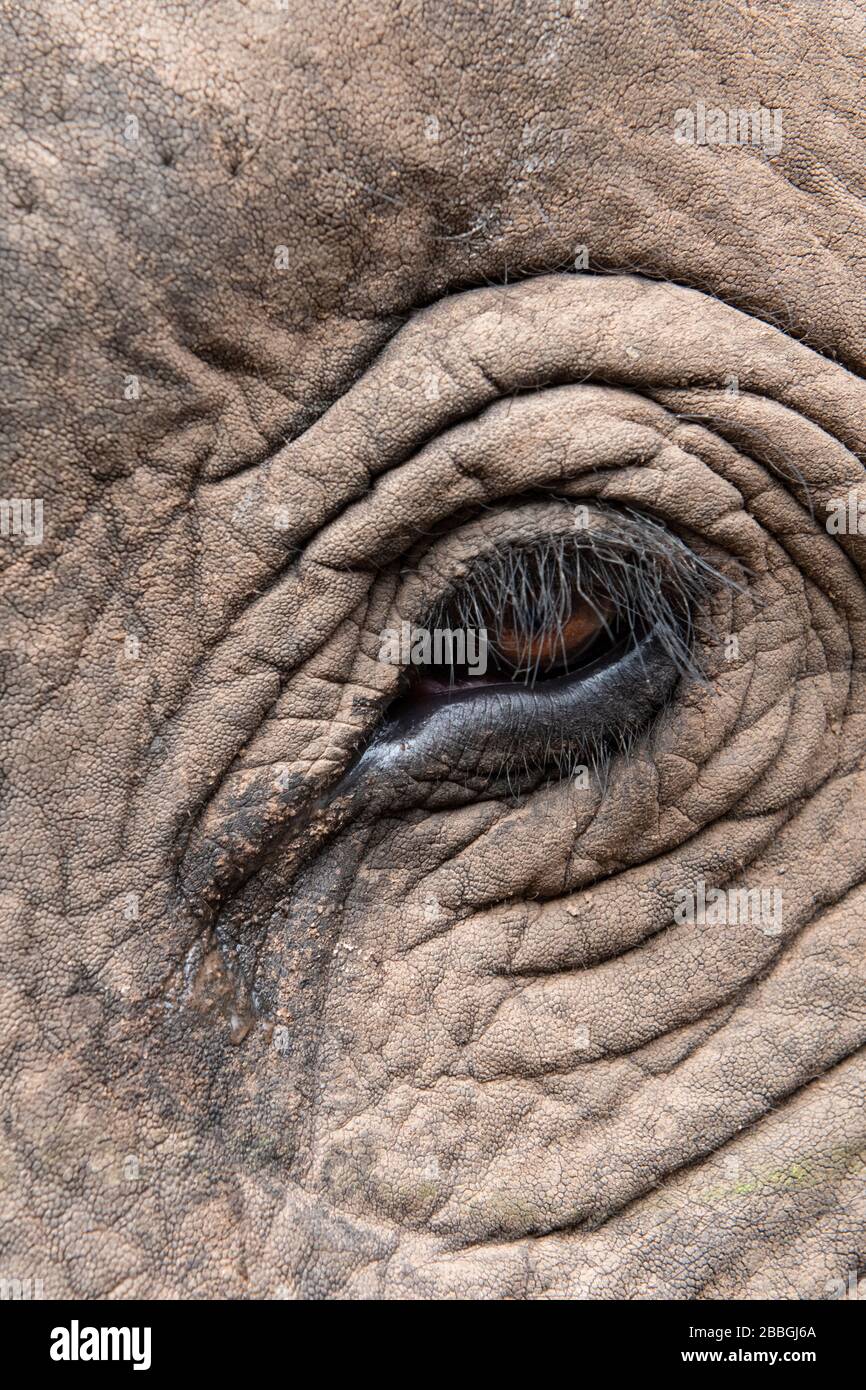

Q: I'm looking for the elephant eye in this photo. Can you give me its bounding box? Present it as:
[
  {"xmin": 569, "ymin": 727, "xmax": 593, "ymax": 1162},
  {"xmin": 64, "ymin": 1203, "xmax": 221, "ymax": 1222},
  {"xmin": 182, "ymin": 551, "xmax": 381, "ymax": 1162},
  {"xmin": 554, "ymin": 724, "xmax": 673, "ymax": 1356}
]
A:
[
  {"xmin": 371, "ymin": 506, "xmax": 737, "ymax": 795},
  {"xmin": 401, "ymin": 507, "xmax": 724, "ymax": 699},
  {"xmin": 411, "ymin": 549, "xmax": 618, "ymax": 692}
]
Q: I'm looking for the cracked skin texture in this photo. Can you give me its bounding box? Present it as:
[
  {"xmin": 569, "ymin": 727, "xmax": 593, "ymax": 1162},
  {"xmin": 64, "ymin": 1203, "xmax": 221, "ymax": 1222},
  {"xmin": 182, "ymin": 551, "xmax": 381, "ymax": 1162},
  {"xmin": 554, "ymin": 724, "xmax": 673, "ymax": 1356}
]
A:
[{"xmin": 2, "ymin": 0, "xmax": 866, "ymax": 1299}]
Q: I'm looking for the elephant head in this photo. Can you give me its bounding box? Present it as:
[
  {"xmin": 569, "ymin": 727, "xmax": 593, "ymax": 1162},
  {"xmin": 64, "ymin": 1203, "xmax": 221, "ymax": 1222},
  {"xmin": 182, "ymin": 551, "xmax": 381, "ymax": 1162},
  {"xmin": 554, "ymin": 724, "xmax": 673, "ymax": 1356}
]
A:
[{"xmin": 2, "ymin": 0, "xmax": 865, "ymax": 1300}]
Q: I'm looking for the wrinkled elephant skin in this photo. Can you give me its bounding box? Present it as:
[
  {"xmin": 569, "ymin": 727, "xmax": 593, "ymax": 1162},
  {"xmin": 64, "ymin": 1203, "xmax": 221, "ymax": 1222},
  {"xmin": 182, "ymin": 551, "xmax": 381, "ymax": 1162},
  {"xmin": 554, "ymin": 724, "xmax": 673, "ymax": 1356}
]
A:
[{"xmin": 2, "ymin": 1, "xmax": 866, "ymax": 1299}]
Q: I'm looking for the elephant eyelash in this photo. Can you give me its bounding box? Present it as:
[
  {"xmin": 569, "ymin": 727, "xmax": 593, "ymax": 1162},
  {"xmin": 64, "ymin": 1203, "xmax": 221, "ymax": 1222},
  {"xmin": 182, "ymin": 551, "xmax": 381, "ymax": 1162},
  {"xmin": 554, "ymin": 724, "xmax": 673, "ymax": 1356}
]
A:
[
  {"xmin": 371, "ymin": 506, "xmax": 744, "ymax": 802},
  {"xmin": 427, "ymin": 504, "xmax": 740, "ymax": 689}
]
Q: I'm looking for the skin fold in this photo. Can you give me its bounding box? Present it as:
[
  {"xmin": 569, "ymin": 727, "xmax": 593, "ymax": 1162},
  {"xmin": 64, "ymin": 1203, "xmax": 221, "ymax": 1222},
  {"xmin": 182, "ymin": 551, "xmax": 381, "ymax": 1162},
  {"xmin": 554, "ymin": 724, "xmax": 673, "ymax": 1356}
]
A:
[{"xmin": 1, "ymin": 0, "xmax": 865, "ymax": 1299}]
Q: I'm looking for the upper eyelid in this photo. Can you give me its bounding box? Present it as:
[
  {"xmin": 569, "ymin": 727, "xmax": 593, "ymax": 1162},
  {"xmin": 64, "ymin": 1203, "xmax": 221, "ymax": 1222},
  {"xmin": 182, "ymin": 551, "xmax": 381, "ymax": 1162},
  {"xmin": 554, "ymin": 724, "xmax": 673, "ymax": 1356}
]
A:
[{"xmin": 209, "ymin": 272, "xmax": 865, "ymax": 577}]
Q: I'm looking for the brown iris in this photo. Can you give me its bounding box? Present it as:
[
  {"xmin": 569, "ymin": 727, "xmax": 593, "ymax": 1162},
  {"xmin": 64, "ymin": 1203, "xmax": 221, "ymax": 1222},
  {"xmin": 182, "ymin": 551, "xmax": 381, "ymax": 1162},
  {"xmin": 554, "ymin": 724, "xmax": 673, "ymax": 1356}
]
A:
[{"xmin": 492, "ymin": 595, "xmax": 614, "ymax": 677}]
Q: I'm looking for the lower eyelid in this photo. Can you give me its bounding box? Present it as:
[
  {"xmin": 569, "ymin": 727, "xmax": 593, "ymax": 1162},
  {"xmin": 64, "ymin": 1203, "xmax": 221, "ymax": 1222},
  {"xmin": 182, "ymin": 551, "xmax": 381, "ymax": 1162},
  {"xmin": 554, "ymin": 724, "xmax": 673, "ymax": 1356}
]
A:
[{"xmin": 353, "ymin": 626, "xmax": 680, "ymax": 802}]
